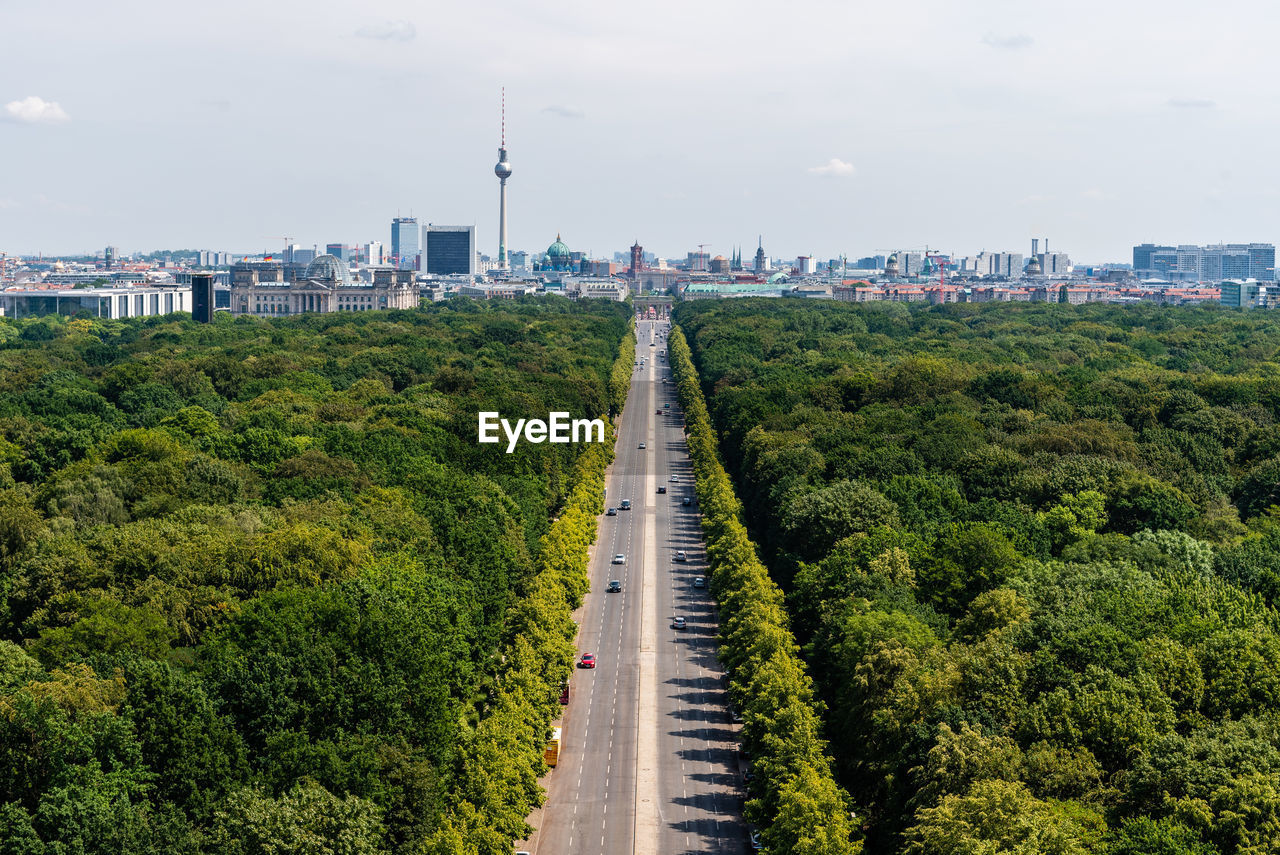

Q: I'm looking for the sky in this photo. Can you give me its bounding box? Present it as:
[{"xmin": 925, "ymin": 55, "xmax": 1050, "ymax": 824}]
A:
[{"xmin": 3, "ymin": 0, "xmax": 1279, "ymax": 263}]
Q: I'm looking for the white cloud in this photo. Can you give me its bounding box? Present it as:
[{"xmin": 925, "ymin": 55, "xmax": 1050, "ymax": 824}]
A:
[
  {"xmin": 808, "ymin": 158, "xmax": 855, "ymax": 177},
  {"xmin": 981, "ymin": 32, "xmax": 1033, "ymax": 49},
  {"xmin": 4, "ymin": 96, "xmax": 69, "ymax": 124},
  {"xmin": 542, "ymin": 104, "xmax": 585, "ymax": 119},
  {"xmin": 355, "ymin": 21, "xmax": 416, "ymax": 42}
]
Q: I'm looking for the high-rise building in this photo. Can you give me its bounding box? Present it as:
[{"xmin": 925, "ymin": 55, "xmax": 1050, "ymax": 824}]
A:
[
  {"xmin": 630, "ymin": 242, "xmax": 643, "ymax": 277},
  {"xmin": 754, "ymin": 237, "xmax": 766, "ymax": 272},
  {"xmin": 326, "ymin": 243, "xmax": 352, "ymax": 262},
  {"xmin": 365, "ymin": 241, "xmax": 385, "ymax": 266},
  {"xmin": 494, "ymin": 90, "xmax": 512, "ymax": 269},
  {"xmin": 104, "ymin": 246, "xmax": 117, "ymax": 268},
  {"xmin": 1134, "ymin": 243, "xmax": 1175, "ymax": 271},
  {"xmin": 423, "ymin": 225, "xmax": 476, "ymax": 275},
  {"xmin": 392, "ymin": 217, "xmax": 419, "ymax": 270},
  {"xmin": 191, "ymin": 273, "xmax": 215, "ymax": 323}
]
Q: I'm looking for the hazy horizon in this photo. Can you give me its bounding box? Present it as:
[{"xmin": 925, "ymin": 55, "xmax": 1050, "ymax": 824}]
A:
[{"xmin": 4, "ymin": 0, "xmax": 1278, "ymax": 262}]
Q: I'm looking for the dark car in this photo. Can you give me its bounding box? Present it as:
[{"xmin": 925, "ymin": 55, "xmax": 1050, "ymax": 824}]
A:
[
  {"xmin": 681, "ymin": 497, "xmax": 692, "ymax": 506},
  {"xmin": 657, "ymin": 409, "xmax": 664, "ymax": 415},
  {"xmin": 658, "ymin": 486, "xmax": 667, "ymax": 494},
  {"xmin": 620, "ymin": 500, "xmax": 631, "ymax": 510},
  {"xmin": 607, "ymin": 580, "xmax": 622, "ymax": 593}
]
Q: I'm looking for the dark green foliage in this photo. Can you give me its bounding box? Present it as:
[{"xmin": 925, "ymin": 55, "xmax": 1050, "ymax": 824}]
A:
[
  {"xmin": 674, "ymin": 299, "xmax": 1280, "ymax": 853},
  {"xmin": 0, "ymin": 300, "xmax": 629, "ymax": 851}
]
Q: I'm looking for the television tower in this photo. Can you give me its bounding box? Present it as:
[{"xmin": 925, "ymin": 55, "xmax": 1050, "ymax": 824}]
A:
[{"xmin": 494, "ymin": 88, "xmax": 513, "ymax": 269}]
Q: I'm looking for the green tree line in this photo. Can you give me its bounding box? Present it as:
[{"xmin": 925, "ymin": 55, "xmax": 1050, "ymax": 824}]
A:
[
  {"xmin": 668, "ymin": 326, "xmax": 860, "ymax": 854},
  {"xmin": 674, "ymin": 298, "xmax": 1280, "ymax": 854}
]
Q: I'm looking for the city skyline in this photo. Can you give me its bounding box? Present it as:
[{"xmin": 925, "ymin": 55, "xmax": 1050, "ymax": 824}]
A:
[{"xmin": 3, "ymin": 0, "xmax": 1280, "ymax": 260}]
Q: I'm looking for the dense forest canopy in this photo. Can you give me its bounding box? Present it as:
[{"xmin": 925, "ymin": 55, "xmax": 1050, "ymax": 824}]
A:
[
  {"xmin": 0, "ymin": 298, "xmax": 629, "ymax": 853},
  {"xmin": 674, "ymin": 299, "xmax": 1280, "ymax": 854}
]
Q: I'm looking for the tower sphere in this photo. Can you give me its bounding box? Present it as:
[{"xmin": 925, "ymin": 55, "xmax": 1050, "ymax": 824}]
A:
[{"xmin": 495, "ymin": 148, "xmax": 512, "ymax": 179}]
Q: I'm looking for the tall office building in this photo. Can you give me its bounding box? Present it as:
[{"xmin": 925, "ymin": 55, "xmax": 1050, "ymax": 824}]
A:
[
  {"xmin": 392, "ymin": 217, "xmax": 419, "ymax": 270},
  {"xmin": 191, "ymin": 273, "xmax": 215, "ymax": 323},
  {"xmin": 326, "ymin": 243, "xmax": 352, "ymax": 262},
  {"xmin": 1135, "ymin": 242, "xmax": 1274, "ymax": 281},
  {"xmin": 423, "ymin": 225, "xmax": 476, "ymax": 275},
  {"xmin": 365, "ymin": 241, "xmax": 385, "ymax": 266}
]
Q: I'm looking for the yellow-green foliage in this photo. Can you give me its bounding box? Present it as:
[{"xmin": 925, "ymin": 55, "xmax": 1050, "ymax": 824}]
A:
[
  {"xmin": 424, "ymin": 350, "xmax": 619, "ymax": 855},
  {"xmin": 608, "ymin": 322, "xmax": 637, "ymax": 416},
  {"xmin": 668, "ymin": 326, "xmax": 859, "ymax": 854}
]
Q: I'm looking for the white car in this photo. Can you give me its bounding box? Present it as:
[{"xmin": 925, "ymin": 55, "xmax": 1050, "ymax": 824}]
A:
[
  {"xmin": 670, "ymin": 475, "xmax": 679, "ymax": 483},
  {"xmin": 675, "ymin": 550, "xmax": 687, "ymax": 562},
  {"xmin": 612, "ymin": 553, "xmax": 626, "ymax": 564},
  {"xmin": 672, "ymin": 617, "xmax": 687, "ymax": 630}
]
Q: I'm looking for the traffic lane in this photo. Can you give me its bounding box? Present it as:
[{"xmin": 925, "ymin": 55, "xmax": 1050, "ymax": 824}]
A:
[
  {"xmin": 532, "ymin": 349, "xmax": 649, "ymax": 855},
  {"xmin": 654, "ymin": 464, "xmax": 743, "ymax": 848}
]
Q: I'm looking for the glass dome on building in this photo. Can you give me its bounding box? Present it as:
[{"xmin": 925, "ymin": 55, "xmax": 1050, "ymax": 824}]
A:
[{"xmin": 305, "ymin": 254, "xmax": 352, "ymax": 283}]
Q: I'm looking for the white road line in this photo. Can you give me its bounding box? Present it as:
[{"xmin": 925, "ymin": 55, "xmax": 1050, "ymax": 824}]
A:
[{"xmin": 634, "ymin": 366, "xmax": 660, "ymax": 855}]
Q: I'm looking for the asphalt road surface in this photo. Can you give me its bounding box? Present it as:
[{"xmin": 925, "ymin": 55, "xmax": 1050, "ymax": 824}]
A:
[{"xmin": 516, "ymin": 318, "xmax": 746, "ymax": 854}]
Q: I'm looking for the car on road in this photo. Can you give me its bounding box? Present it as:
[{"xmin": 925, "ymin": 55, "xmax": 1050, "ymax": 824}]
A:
[
  {"xmin": 619, "ymin": 500, "xmax": 631, "ymax": 510},
  {"xmin": 672, "ymin": 617, "xmax": 687, "ymax": 630},
  {"xmin": 675, "ymin": 550, "xmax": 687, "ymax": 562},
  {"xmin": 658, "ymin": 486, "xmax": 666, "ymax": 494},
  {"xmin": 656, "ymin": 409, "xmax": 664, "ymax": 415},
  {"xmin": 664, "ymin": 403, "xmax": 671, "ymax": 408},
  {"xmin": 650, "ymin": 342, "xmax": 655, "ymax": 347},
  {"xmin": 682, "ymin": 497, "xmax": 692, "ymax": 506},
  {"xmin": 579, "ymin": 653, "xmax": 596, "ymax": 669},
  {"xmin": 607, "ymin": 580, "xmax": 622, "ymax": 593},
  {"xmin": 693, "ymin": 576, "xmax": 706, "ymax": 588},
  {"xmin": 638, "ymin": 442, "xmax": 646, "ymax": 449},
  {"xmin": 606, "ymin": 507, "xmax": 617, "ymax": 516},
  {"xmin": 670, "ymin": 475, "xmax": 679, "ymax": 482},
  {"xmin": 612, "ymin": 553, "xmax": 626, "ymax": 564}
]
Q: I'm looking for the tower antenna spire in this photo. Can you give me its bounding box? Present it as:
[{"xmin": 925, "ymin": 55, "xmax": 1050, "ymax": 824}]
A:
[{"xmin": 501, "ymin": 86, "xmax": 505, "ymax": 147}]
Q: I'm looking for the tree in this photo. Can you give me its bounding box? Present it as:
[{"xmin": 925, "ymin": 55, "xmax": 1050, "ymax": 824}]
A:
[{"xmin": 206, "ymin": 781, "xmax": 389, "ymax": 855}]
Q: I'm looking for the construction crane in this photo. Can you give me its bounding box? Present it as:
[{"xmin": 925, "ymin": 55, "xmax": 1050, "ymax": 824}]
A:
[{"xmin": 262, "ymin": 236, "xmax": 293, "ymax": 261}]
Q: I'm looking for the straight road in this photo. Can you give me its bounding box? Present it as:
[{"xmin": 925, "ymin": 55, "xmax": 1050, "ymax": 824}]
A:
[{"xmin": 517, "ymin": 318, "xmax": 745, "ymax": 855}]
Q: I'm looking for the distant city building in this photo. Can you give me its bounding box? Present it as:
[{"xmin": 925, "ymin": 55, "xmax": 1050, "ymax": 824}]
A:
[
  {"xmin": 1134, "ymin": 242, "xmax": 1274, "ymax": 281},
  {"xmin": 229, "ymin": 255, "xmax": 417, "ymax": 316},
  {"xmin": 856, "ymin": 255, "xmax": 886, "ymax": 270},
  {"xmin": 0, "ymin": 286, "xmax": 190, "ymax": 319},
  {"xmin": 630, "ymin": 242, "xmax": 644, "ymax": 277},
  {"xmin": 973, "ymin": 251, "xmax": 1023, "ymax": 278},
  {"xmin": 365, "ymin": 241, "xmax": 385, "ymax": 266},
  {"xmin": 564, "ymin": 277, "xmax": 630, "ymax": 301},
  {"xmin": 509, "ymin": 250, "xmax": 530, "ymax": 272},
  {"xmin": 392, "ymin": 217, "xmax": 419, "ymax": 270},
  {"xmin": 535, "ymin": 235, "xmax": 574, "ymax": 272},
  {"xmin": 423, "ymin": 225, "xmax": 476, "ymax": 275},
  {"xmin": 326, "ymin": 243, "xmax": 353, "ymax": 263},
  {"xmin": 796, "ymin": 256, "xmax": 816, "ymax": 275},
  {"xmin": 1219, "ymin": 280, "xmax": 1267, "ymax": 308},
  {"xmin": 104, "ymin": 246, "xmax": 117, "ymax": 268},
  {"xmin": 754, "ymin": 238, "xmax": 766, "ymax": 272},
  {"xmin": 708, "ymin": 255, "xmax": 730, "ymax": 274},
  {"xmin": 687, "ymin": 251, "xmax": 710, "ymax": 272}
]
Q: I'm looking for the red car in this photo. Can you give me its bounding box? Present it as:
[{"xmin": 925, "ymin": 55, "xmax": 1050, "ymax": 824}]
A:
[{"xmin": 579, "ymin": 653, "xmax": 596, "ymax": 669}]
